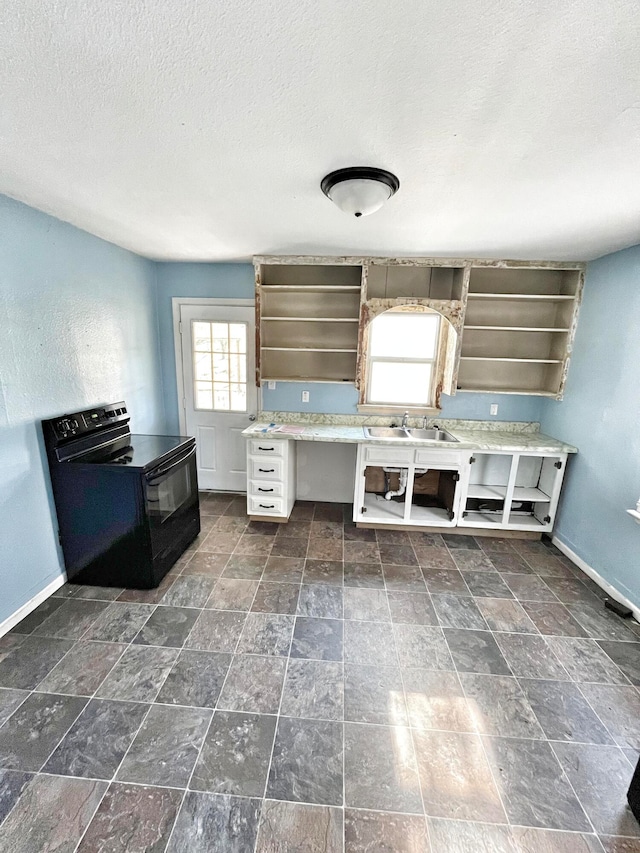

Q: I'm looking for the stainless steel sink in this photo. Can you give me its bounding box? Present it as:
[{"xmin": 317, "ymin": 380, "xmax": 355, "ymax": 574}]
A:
[
  {"xmin": 363, "ymin": 426, "xmax": 459, "ymax": 442},
  {"xmin": 405, "ymin": 428, "xmax": 459, "ymax": 442},
  {"xmin": 364, "ymin": 427, "xmax": 409, "ymax": 438}
]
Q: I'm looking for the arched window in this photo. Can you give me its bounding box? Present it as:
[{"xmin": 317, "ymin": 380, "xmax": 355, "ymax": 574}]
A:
[{"xmin": 363, "ymin": 306, "xmax": 454, "ymax": 410}]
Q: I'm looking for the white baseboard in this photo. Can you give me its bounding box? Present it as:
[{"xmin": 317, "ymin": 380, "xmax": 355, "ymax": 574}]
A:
[
  {"xmin": 0, "ymin": 574, "xmax": 66, "ymax": 638},
  {"xmin": 552, "ymin": 536, "xmax": 640, "ymax": 623}
]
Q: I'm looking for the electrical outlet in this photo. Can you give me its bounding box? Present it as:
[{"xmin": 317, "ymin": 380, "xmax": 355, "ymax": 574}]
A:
[
  {"xmin": 302, "ymin": 390, "xmax": 310, "ymax": 403},
  {"xmin": 267, "ymin": 380, "xmax": 276, "ymax": 390},
  {"xmin": 490, "ymin": 404, "xmax": 498, "ymax": 416}
]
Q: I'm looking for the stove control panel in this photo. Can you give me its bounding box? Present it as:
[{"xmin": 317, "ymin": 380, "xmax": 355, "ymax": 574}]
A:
[{"xmin": 52, "ymin": 403, "xmax": 128, "ymax": 440}]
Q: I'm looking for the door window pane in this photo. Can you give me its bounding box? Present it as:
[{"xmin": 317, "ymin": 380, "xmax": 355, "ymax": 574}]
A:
[{"xmin": 192, "ymin": 320, "xmax": 248, "ymax": 412}]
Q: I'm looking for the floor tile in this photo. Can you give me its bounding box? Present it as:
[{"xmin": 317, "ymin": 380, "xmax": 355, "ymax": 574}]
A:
[
  {"xmin": 303, "ymin": 560, "xmax": 343, "ymax": 586},
  {"xmin": 546, "ymin": 637, "xmax": 628, "ymax": 684},
  {"xmin": 543, "ymin": 577, "xmax": 603, "ymax": 606},
  {"xmin": 307, "ymin": 539, "xmax": 343, "ymax": 561},
  {"xmin": 377, "ymin": 544, "xmax": 418, "ymax": 568},
  {"xmin": 343, "ymin": 542, "xmax": 379, "ymax": 563},
  {"xmin": 387, "ymin": 591, "xmax": 438, "ymax": 625},
  {"xmin": 553, "ymin": 742, "xmax": 640, "ymax": 837},
  {"xmin": 159, "ymin": 576, "xmax": 216, "ymax": 609},
  {"xmin": 237, "ymin": 613, "xmax": 294, "ymax": 656},
  {"xmin": 0, "ymin": 691, "xmax": 87, "ymax": 771},
  {"xmin": 345, "ymin": 809, "xmax": 429, "ymax": 853},
  {"xmin": 181, "ymin": 551, "xmax": 229, "ymax": 577},
  {"xmin": 444, "ymin": 628, "xmax": 512, "ymax": 674},
  {"xmin": 344, "ymin": 722, "xmax": 422, "ymax": 813},
  {"xmin": 72, "ymin": 585, "xmax": 124, "ymax": 602},
  {"xmin": 0, "ymin": 774, "xmax": 107, "ymax": 853},
  {"xmin": 483, "ymin": 735, "xmax": 590, "ymax": 831},
  {"xmin": 267, "ymin": 716, "xmax": 343, "ymax": 806},
  {"xmin": 262, "ymin": 555, "xmax": 305, "ymax": 583},
  {"xmin": 511, "ymin": 826, "xmax": 602, "ymax": 853},
  {"xmin": 494, "ymin": 633, "xmax": 569, "ymax": 679},
  {"xmin": 206, "ymin": 578, "xmax": 258, "ymax": 610},
  {"xmin": 344, "ymin": 664, "xmax": 406, "ymax": 725},
  {"xmin": 413, "ymin": 546, "xmax": 457, "ymax": 569},
  {"xmin": 185, "ymin": 610, "xmax": 246, "ymax": 653},
  {"xmin": 502, "ymin": 573, "xmax": 558, "ymax": 602},
  {"xmin": 290, "ymin": 502, "xmax": 315, "ymax": 521},
  {"xmin": 201, "ymin": 532, "xmax": 242, "ymax": 554},
  {"xmin": 521, "ymin": 602, "xmax": 588, "ymax": 637},
  {"xmin": 272, "ymin": 538, "xmax": 310, "ymax": 559},
  {"xmin": 520, "ymin": 678, "xmax": 615, "ymax": 744},
  {"xmin": 133, "ymin": 606, "xmax": 199, "ymax": 648},
  {"xmin": 222, "ymin": 554, "xmax": 267, "ymax": 580},
  {"xmin": 275, "ymin": 521, "xmax": 311, "ymax": 539},
  {"xmin": 9, "ymin": 597, "xmax": 66, "ymax": 635},
  {"xmin": 280, "ymin": 659, "xmax": 344, "ymax": 721},
  {"xmin": 290, "ymin": 617, "xmax": 343, "ymax": 661},
  {"xmin": 251, "ymin": 581, "xmax": 300, "ymax": 614},
  {"xmin": 118, "ymin": 704, "xmax": 211, "ymax": 788},
  {"xmin": 297, "ymin": 584, "xmax": 344, "ymax": 619},
  {"xmin": 463, "ymin": 570, "xmax": 515, "ymax": 598},
  {"xmin": 428, "ymin": 818, "xmax": 517, "ymax": 853},
  {"xmin": 81, "ymin": 602, "xmax": 156, "ymax": 643},
  {"xmin": 382, "ymin": 564, "xmax": 425, "ymax": 590},
  {"xmin": 414, "ymin": 729, "xmax": 507, "ymax": 822},
  {"xmin": 0, "ymin": 687, "xmax": 28, "ymax": 726},
  {"xmin": 117, "ymin": 572, "xmax": 178, "ymax": 604},
  {"xmin": 598, "ymin": 837, "xmax": 640, "ymax": 853},
  {"xmin": 166, "ymin": 791, "xmax": 261, "ymax": 853},
  {"xmin": 0, "ymin": 768, "xmax": 32, "ymax": 824},
  {"xmin": 451, "ymin": 550, "xmax": 496, "ymax": 572},
  {"xmin": 345, "ymin": 620, "xmax": 397, "ymax": 667},
  {"xmin": 577, "ymin": 683, "xmax": 640, "ymax": 749},
  {"xmin": 403, "ymin": 668, "xmax": 474, "ymax": 731},
  {"xmin": 421, "ymin": 567, "xmax": 470, "ymax": 594},
  {"xmin": 432, "ymin": 592, "xmax": 488, "ymax": 629},
  {"xmin": 235, "ymin": 534, "xmax": 275, "ymax": 557},
  {"xmin": 343, "ymin": 561, "xmax": 384, "ymax": 588},
  {"xmin": 310, "ymin": 520, "xmax": 343, "ymax": 540},
  {"xmin": 256, "ymin": 800, "xmax": 342, "ymax": 852},
  {"xmin": 95, "ymin": 645, "xmax": 178, "ymax": 702},
  {"xmin": 443, "ymin": 534, "xmax": 480, "ymax": 550},
  {"xmin": 479, "ymin": 537, "xmax": 517, "ymax": 554},
  {"xmin": 376, "ymin": 529, "xmax": 412, "ymax": 545},
  {"xmin": 393, "ymin": 624, "xmax": 454, "ymax": 670},
  {"xmin": 477, "ymin": 597, "xmax": 539, "ymax": 633},
  {"xmin": 344, "ymin": 523, "xmax": 377, "ymax": 542},
  {"xmin": 343, "ymin": 588, "xmax": 390, "ymax": 621},
  {"xmin": 43, "ymin": 698, "xmax": 148, "ymax": 779},
  {"xmin": 460, "ymin": 673, "xmax": 544, "ymax": 738},
  {"xmin": 0, "ymin": 634, "xmax": 73, "ymax": 690},
  {"xmin": 568, "ymin": 604, "xmax": 640, "ymax": 643},
  {"xmin": 314, "ymin": 503, "xmax": 344, "ymax": 522},
  {"xmin": 77, "ymin": 782, "xmax": 183, "ymax": 853},
  {"xmin": 597, "ymin": 641, "xmax": 640, "ymax": 685},
  {"xmin": 33, "ymin": 640, "xmax": 123, "ymax": 696},
  {"xmin": 156, "ymin": 649, "xmax": 231, "ymax": 708},
  {"xmin": 32, "ymin": 598, "xmax": 109, "ymax": 639},
  {"xmin": 489, "ymin": 553, "xmax": 534, "ymax": 574},
  {"xmin": 217, "ymin": 654, "xmax": 287, "ymax": 714}
]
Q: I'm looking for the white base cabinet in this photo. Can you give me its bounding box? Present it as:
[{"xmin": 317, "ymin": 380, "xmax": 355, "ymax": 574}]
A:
[
  {"xmin": 246, "ymin": 438, "xmax": 296, "ymax": 519},
  {"xmin": 353, "ymin": 443, "xmax": 568, "ymax": 533}
]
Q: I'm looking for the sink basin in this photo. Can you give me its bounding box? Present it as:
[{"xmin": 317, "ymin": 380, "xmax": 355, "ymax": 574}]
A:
[
  {"xmin": 405, "ymin": 428, "xmax": 459, "ymax": 442},
  {"xmin": 364, "ymin": 427, "xmax": 409, "ymax": 438},
  {"xmin": 364, "ymin": 426, "xmax": 459, "ymax": 442}
]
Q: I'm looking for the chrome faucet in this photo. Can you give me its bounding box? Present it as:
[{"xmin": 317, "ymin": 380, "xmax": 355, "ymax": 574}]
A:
[
  {"xmin": 422, "ymin": 415, "xmax": 429, "ymax": 429},
  {"xmin": 401, "ymin": 411, "xmax": 409, "ymax": 428}
]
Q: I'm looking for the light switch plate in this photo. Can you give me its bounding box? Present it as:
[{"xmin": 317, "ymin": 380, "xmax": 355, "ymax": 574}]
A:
[{"xmin": 490, "ymin": 404, "xmax": 498, "ymax": 416}]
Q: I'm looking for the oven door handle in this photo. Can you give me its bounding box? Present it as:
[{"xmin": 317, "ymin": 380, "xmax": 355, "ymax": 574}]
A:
[{"xmin": 145, "ymin": 445, "xmax": 196, "ymax": 484}]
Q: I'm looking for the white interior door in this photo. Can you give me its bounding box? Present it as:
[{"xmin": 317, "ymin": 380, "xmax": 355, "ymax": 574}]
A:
[{"xmin": 178, "ymin": 302, "xmax": 257, "ymax": 492}]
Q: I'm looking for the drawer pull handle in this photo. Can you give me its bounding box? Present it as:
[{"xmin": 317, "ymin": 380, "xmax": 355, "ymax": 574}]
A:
[
  {"xmin": 258, "ymin": 446, "xmax": 275, "ymax": 451},
  {"xmin": 259, "ymin": 468, "xmax": 275, "ymax": 473},
  {"xmin": 259, "ymin": 504, "xmax": 275, "ymax": 509},
  {"xmin": 258, "ymin": 487, "xmax": 274, "ymax": 492}
]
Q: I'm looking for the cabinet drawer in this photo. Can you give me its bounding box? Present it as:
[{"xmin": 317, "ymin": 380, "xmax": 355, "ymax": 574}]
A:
[
  {"xmin": 414, "ymin": 448, "xmax": 463, "ymax": 467},
  {"xmin": 248, "ymin": 479, "xmax": 284, "ymax": 498},
  {"xmin": 248, "ymin": 495, "xmax": 285, "ymax": 516},
  {"xmin": 248, "ymin": 439, "xmax": 285, "ymax": 457},
  {"xmin": 363, "ymin": 446, "xmax": 413, "ymax": 466},
  {"xmin": 249, "ymin": 457, "xmax": 284, "ymax": 481}
]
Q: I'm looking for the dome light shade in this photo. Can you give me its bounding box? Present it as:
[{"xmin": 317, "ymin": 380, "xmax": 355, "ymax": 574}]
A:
[{"xmin": 321, "ymin": 167, "xmax": 400, "ymax": 217}]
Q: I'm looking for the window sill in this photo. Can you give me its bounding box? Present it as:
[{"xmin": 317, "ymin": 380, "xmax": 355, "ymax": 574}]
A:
[{"xmin": 357, "ymin": 404, "xmax": 441, "ymax": 416}]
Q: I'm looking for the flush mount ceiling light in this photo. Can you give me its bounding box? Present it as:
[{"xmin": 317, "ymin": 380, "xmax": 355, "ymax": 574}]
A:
[{"xmin": 321, "ymin": 167, "xmax": 400, "ymax": 218}]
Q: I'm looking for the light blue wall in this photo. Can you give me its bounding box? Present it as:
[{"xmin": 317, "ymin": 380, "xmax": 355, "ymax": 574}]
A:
[
  {"xmin": 0, "ymin": 195, "xmax": 166, "ymax": 625},
  {"xmin": 262, "ymin": 381, "xmax": 542, "ymax": 422},
  {"xmin": 540, "ymin": 247, "xmax": 640, "ymax": 608},
  {"xmin": 155, "ymin": 263, "xmax": 255, "ymax": 433}
]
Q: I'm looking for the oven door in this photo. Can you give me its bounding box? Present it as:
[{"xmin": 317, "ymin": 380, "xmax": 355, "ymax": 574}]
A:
[{"xmin": 143, "ymin": 442, "xmax": 199, "ymax": 560}]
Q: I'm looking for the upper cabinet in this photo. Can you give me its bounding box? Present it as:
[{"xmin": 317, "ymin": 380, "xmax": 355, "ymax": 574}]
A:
[{"xmin": 254, "ymin": 256, "xmax": 585, "ymax": 400}]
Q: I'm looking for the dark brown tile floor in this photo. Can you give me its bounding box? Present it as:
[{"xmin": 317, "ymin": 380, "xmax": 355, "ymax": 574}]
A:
[{"xmin": 0, "ymin": 492, "xmax": 639, "ymax": 851}]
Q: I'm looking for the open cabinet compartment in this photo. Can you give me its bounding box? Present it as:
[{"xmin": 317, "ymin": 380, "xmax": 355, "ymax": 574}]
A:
[
  {"xmin": 462, "ymin": 453, "xmax": 510, "ymax": 526},
  {"xmin": 408, "ymin": 468, "xmax": 460, "ymax": 525},
  {"xmin": 360, "ymin": 464, "xmax": 460, "ymax": 526},
  {"xmin": 507, "ymin": 455, "xmax": 561, "ymax": 527},
  {"xmin": 366, "ymin": 264, "xmax": 466, "ymax": 300}
]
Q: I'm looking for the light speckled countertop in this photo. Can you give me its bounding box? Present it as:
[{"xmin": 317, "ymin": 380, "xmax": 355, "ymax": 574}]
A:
[{"xmin": 243, "ymin": 420, "xmax": 577, "ymax": 454}]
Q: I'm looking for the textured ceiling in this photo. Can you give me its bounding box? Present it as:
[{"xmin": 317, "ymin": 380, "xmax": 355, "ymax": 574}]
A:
[{"xmin": 1, "ymin": 0, "xmax": 639, "ymax": 261}]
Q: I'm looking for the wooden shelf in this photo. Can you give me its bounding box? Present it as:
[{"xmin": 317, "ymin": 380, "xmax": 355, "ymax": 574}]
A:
[
  {"xmin": 467, "ymin": 293, "xmax": 575, "ymax": 302},
  {"xmin": 362, "ymin": 492, "xmax": 406, "ymax": 522},
  {"xmin": 408, "ymin": 505, "xmax": 453, "ymax": 524},
  {"xmin": 262, "ymin": 347, "xmax": 357, "ymax": 353},
  {"xmin": 466, "ymin": 485, "xmax": 507, "ymax": 500},
  {"xmin": 460, "ymin": 357, "xmax": 563, "ymax": 364},
  {"xmin": 463, "ymin": 326, "xmax": 571, "ymax": 333},
  {"xmin": 456, "ymin": 387, "xmax": 559, "ymax": 397},
  {"xmin": 261, "ymin": 317, "xmax": 359, "ymax": 323},
  {"xmin": 461, "ymin": 511, "xmax": 504, "ymax": 526},
  {"xmin": 261, "ymin": 285, "xmax": 361, "ymax": 292},
  {"xmin": 261, "ymin": 377, "xmax": 355, "ymax": 384},
  {"xmin": 512, "ymin": 487, "xmax": 551, "ymax": 503}
]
